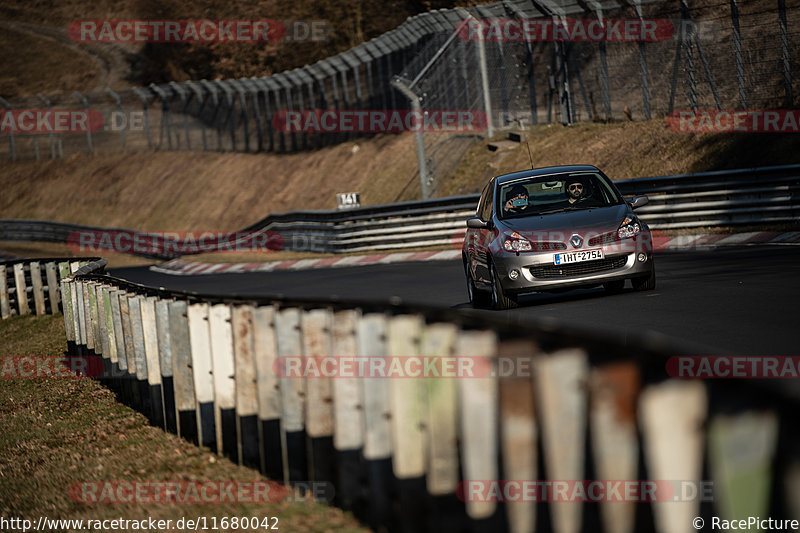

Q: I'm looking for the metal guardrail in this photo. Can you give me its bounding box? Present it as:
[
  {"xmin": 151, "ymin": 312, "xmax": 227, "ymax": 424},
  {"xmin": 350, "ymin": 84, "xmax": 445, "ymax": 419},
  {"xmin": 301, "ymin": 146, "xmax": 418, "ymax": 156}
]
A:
[
  {"xmin": 54, "ymin": 259, "xmax": 798, "ymax": 533},
  {"xmin": 1, "ymin": 165, "xmax": 798, "ymax": 257},
  {"xmin": 0, "ymin": 257, "xmax": 99, "ymax": 319}
]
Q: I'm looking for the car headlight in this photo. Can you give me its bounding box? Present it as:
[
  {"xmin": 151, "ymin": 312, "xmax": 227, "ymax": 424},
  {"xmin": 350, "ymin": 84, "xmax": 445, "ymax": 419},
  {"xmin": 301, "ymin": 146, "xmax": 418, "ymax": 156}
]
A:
[
  {"xmin": 617, "ymin": 216, "xmax": 641, "ymax": 239},
  {"xmin": 503, "ymin": 231, "xmax": 532, "ymax": 252}
]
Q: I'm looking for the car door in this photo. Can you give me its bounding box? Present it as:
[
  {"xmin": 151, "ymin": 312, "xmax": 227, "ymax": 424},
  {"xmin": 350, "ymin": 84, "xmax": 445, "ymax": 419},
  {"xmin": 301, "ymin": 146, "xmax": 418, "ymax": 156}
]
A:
[{"xmin": 472, "ymin": 178, "xmax": 495, "ymax": 286}]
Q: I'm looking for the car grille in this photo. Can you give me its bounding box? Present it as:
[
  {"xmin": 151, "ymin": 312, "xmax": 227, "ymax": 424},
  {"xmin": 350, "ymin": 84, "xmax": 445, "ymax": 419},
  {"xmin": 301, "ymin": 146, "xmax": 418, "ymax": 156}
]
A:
[
  {"xmin": 529, "ymin": 255, "xmax": 628, "ymax": 279},
  {"xmin": 588, "ymin": 232, "xmax": 620, "ymax": 246},
  {"xmin": 531, "ymin": 241, "xmax": 567, "ymax": 251}
]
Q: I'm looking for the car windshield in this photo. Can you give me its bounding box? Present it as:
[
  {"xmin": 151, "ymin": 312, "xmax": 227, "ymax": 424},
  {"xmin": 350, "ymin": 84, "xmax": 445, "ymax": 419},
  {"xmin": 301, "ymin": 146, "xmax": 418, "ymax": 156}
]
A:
[{"xmin": 496, "ymin": 172, "xmax": 623, "ymax": 219}]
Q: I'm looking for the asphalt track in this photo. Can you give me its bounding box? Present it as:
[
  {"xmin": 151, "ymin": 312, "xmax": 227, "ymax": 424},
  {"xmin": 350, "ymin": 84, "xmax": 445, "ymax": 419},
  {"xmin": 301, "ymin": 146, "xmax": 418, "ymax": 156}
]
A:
[{"xmin": 110, "ymin": 245, "xmax": 799, "ymax": 357}]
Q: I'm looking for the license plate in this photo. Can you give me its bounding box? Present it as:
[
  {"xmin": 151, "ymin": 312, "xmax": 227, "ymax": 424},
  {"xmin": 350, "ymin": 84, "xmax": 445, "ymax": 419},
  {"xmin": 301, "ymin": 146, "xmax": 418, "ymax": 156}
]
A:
[{"xmin": 554, "ymin": 249, "xmax": 604, "ymax": 265}]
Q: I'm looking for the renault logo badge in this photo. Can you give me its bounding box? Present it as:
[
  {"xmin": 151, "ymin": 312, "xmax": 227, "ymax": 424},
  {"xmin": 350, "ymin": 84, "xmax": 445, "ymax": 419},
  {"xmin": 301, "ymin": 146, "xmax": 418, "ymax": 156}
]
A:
[{"xmin": 570, "ymin": 234, "xmax": 583, "ymax": 248}]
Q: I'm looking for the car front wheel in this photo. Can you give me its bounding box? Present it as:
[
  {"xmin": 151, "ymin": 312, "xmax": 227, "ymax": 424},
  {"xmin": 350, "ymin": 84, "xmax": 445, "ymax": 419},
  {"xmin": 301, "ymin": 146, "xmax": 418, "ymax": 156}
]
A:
[
  {"xmin": 465, "ymin": 261, "xmax": 491, "ymax": 308},
  {"xmin": 490, "ymin": 262, "xmax": 518, "ymax": 310}
]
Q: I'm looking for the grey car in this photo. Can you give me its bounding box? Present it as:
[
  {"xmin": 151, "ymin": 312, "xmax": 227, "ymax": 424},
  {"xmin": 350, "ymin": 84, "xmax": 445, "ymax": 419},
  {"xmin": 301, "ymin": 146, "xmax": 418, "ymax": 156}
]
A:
[{"xmin": 462, "ymin": 165, "xmax": 655, "ymax": 309}]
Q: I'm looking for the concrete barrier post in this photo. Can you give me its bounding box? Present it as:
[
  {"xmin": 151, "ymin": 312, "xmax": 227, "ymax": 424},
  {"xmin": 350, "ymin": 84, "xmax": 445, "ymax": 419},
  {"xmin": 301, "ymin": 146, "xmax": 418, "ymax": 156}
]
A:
[
  {"xmin": 0, "ymin": 265, "xmax": 10, "ymax": 318},
  {"xmin": 275, "ymin": 306, "xmax": 306, "ymax": 485},
  {"xmin": 141, "ymin": 296, "xmax": 165, "ymax": 428},
  {"xmin": 45, "ymin": 261, "xmax": 60, "ymax": 314},
  {"xmin": 156, "ymin": 298, "xmax": 178, "ymax": 434}
]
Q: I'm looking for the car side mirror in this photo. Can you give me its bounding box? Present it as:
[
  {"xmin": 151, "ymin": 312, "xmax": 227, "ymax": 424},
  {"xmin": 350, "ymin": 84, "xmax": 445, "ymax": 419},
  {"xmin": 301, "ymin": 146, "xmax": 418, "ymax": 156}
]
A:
[
  {"xmin": 466, "ymin": 217, "xmax": 489, "ymax": 229},
  {"xmin": 629, "ymin": 195, "xmax": 649, "ymax": 209}
]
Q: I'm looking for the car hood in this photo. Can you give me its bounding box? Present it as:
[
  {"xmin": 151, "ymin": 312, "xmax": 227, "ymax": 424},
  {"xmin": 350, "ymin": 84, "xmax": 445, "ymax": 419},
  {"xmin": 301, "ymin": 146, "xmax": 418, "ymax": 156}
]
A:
[{"xmin": 498, "ymin": 204, "xmax": 630, "ymax": 233}]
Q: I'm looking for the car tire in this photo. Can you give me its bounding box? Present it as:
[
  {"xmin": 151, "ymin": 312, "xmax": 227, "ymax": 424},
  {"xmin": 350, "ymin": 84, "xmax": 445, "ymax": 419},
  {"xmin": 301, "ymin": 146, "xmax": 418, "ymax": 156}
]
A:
[
  {"xmin": 465, "ymin": 262, "xmax": 491, "ymax": 308},
  {"xmin": 603, "ymin": 280, "xmax": 625, "ymax": 293},
  {"xmin": 490, "ymin": 262, "xmax": 518, "ymax": 310},
  {"xmin": 632, "ymin": 264, "xmax": 656, "ymax": 291}
]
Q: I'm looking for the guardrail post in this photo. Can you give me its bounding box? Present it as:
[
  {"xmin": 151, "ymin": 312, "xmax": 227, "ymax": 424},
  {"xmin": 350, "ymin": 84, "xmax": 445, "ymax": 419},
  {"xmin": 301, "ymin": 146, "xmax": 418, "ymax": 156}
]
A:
[
  {"xmin": 169, "ymin": 82, "xmax": 191, "ymax": 150},
  {"xmin": 36, "ymin": 94, "xmax": 57, "ymax": 158},
  {"xmin": 301, "ymin": 307, "xmax": 336, "ymax": 490},
  {"xmin": 105, "ymin": 88, "xmax": 126, "ymax": 150},
  {"xmin": 156, "ymin": 298, "xmax": 177, "ymax": 434},
  {"xmin": 357, "ymin": 313, "xmax": 393, "ymax": 528},
  {"xmin": 107, "ymin": 288, "xmax": 125, "ymax": 399},
  {"xmin": 129, "ymin": 295, "xmax": 153, "ymax": 420},
  {"xmin": 200, "ymin": 81, "xmax": 223, "ymax": 151},
  {"xmin": 87, "ymin": 281, "xmax": 98, "ymax": 353},
  {"xmin": 45, "ymin": 261, "xmax": 60, "ymax": 314},
  {"xmin": 169, "ymin": 300, "xmax": 197, "ymax": 443},
  {"xmin": 142, "ymin": 296, "xmax": 165, "ymax": 429},
  {"xmin": 252, "ymin": 305, "xmax": 283, "ymax": 480},
  {"xmin": 456, "ymin": 329, "xmax": 498, "ymax": 521},
  {"xmin": 0, "ymin": 265, "xmax": 11, "ymax": 319},
  {"xmin": 589, "ymin": 363, "xmax": 640, "ymax": 533},
  {"xmin": 331, "ymin": 309, "xmax": 364, "ymax": 510},
  {"xmin": 119, "ymin": 292, "xmax": 140, "ymax": 410},
  {"xmin": 496, "ymin": 338, "xmax": 539, "ymax": 533},
  {"xmin": 29, "ymin": 261, "xmax": 46, "ymax": 315},
  {"xmin": 209, "ymin": 303, "xmax": 237, "ymax": 460},
  {"xmin": 535, "ymin": 349, "xmax": 589, "ymax": 533},
  {"xmin": 639, "ymin": 380, "xmax": 707, "ymax": 533},
  {"xmin": 13, "ymin": 263, "xmax": 29, "ymax": 316},
  {"xmin": 232, "ymin": 305, "xmax": 260, "ymax": 468},
  {"xmin": 275, "ymin": 306, "xmax": 307, "ymax": 486},
  {"xmin": 188, "ymin": 302, "xmax": 217, "ymax": 452},
  {"xmin": 387, "ymin": 314, "xmax": 427, "ymax": 528}
]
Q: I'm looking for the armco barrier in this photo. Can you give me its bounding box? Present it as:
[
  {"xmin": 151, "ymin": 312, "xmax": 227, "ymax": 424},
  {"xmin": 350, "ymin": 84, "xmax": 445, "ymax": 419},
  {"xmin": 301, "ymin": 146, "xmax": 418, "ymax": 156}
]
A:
[
  {"xmin": 2, "ymin": 165, "xmax": 799, "ymax": 257},
  {"xmin": 0, "ymin": 257, "xmax": 100, "ymax": 320},
  {"xmin": 57, "ymin": 258, "xmax": 799, "ymax": 533}
]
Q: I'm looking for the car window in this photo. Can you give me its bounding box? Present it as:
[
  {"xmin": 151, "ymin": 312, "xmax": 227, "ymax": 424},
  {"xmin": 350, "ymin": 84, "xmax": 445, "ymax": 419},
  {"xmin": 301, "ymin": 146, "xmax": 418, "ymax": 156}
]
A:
[
  {"xmin": 498, "ymin": 172, "xmax": 623, "ymax": 219},
  {"xmin": 480, "ymin": 181, "xmax": 494, "ymax": 221}
]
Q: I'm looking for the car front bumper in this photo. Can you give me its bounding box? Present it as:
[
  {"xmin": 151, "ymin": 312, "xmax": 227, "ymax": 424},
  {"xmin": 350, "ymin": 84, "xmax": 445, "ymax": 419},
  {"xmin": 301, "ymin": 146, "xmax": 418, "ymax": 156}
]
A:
[{"xmin": 492, "ymin": 240, "xmax": 654, "ymax": 294}]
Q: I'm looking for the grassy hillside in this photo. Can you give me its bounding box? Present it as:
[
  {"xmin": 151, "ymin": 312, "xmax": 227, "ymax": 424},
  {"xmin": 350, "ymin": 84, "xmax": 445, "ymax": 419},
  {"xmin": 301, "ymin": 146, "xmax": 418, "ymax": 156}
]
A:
[{"xmin": 2, "ymin": 119, "xmax": 799, "ymax": 235}]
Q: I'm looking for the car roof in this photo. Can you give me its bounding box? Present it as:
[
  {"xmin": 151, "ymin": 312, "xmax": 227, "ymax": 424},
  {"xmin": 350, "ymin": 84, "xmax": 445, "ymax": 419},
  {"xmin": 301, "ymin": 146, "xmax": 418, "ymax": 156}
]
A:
[{"xmin": 493, "ymin": 165, "xmax": 601, "ymax": 186}]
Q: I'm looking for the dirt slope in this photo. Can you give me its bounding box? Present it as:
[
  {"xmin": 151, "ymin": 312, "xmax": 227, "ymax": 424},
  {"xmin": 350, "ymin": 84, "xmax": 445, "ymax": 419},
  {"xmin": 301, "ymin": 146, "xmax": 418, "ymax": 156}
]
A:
[{"xmin": 2, "ymin": 119, "xmax": 799, "ymax": 233}]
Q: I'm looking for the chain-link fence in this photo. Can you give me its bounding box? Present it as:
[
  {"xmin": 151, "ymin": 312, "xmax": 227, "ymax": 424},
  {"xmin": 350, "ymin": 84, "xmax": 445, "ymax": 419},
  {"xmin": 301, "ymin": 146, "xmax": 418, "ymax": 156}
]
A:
[{"xmin": 2, "ymin": 0, "xmax": 798, "ymax": 198}]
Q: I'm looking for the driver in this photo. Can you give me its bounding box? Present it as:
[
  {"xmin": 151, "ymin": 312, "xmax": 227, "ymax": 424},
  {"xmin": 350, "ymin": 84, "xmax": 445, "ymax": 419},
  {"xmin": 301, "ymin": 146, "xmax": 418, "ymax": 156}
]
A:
[
  {"xmin": 565, "ymin": 178, "xmax": 587, "ymax": 205},
  {"xmin": 503, "ymin": 184, "xmax": 530, "ymax": 214}
]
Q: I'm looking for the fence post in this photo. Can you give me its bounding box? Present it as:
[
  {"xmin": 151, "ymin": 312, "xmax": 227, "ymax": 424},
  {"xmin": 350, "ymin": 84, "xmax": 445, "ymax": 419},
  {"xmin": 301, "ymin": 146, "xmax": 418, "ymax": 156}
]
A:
[
  {"xmin": 73, "ymin": 92, "xmax": 94, "ymax": 154},
  {"xmin": 141, "ymin": 296, "xmax": 165, "ymax": 428},
  {"xmin": 131, "ymin": 88, "xmax": 153, "ymax": 149},
  {"xmin": 778, "ymin": 0, "xmax": 793, "ymax": 106},
  {"xmin": 36, "ymin": 94, "xmax": 56, "ymax": 158},
  {"xmin": 730, "ymin": 0, "xmax": 747, "ymax": 108},
  {"xmin": 105, "ymin": 88, "xmax": 126, "ymax": 149}
]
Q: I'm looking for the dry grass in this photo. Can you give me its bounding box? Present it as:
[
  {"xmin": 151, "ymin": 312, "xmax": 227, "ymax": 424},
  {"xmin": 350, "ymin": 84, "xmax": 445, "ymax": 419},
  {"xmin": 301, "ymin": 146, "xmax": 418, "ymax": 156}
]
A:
[{"xmin": 0, "ymin": 314, "xmax": 367, "ymax": 532}]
